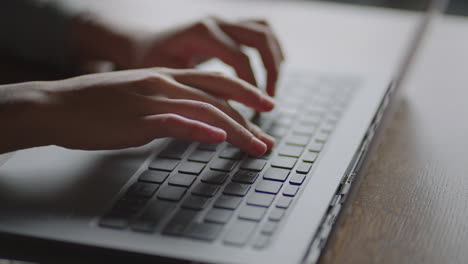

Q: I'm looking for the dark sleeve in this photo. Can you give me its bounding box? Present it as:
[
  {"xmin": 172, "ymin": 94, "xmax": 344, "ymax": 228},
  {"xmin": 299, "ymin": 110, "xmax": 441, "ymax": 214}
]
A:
[{"xmin": 0, "ymin": 0, "xmax": 78, "ymax": 69}]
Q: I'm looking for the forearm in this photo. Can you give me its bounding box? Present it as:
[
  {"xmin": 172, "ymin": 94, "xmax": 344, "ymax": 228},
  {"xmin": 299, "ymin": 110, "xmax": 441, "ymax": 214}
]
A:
[{"xmin": 0, "ymin": 83, "xmax": 51, "ymax": 154}]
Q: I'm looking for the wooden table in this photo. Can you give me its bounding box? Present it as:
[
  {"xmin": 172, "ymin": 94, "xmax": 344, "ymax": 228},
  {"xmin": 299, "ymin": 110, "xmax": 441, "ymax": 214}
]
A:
[
  {"xmin": 321, "ymin": 14, "xmax": 468, "ymax": 264},
  {"xmin": 1, "ymin": 1, "xmax": 467, "ymax": 263}
]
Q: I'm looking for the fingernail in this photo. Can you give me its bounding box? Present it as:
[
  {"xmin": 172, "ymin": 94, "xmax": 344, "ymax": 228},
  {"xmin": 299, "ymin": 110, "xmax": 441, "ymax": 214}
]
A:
[{"xmin": 250, "ymin": 137, "xmax": 267, "ymax": 156}]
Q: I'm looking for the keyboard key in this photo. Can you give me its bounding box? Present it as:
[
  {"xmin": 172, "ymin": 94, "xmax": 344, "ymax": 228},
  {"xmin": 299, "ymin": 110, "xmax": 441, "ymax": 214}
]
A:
[
  {"xmin": 267, "ymin": 124, "xmax": 288, "ymax": 138},
  {"xmin": 293, "ymin": 124, "xmax": 316, "ymax": 136},
  {"xmin": 163, "ymin": 209, "xmax": 198, "ymax": 236},
  {"xmin": 276, "ymin": 116, "xmax": 295, "ymax": 126},
  {"xmin": 232, "ymin": 170, "xmax": 259, "ymax": 184},
  {"xmin": 289, "ymin": 173, "xmax": 306, "ymax": 185},
  {"xmin": 205, "ymin": 208, "xmax": 233, "ymax": 224},
  {"xmin": 149, "ymin": 158, "xmax": 179, "ymax": 172},
  {"xmin": 315, "ymin": 131, "xmax": 329, "ymax": 142},
  {"xmin": 111, "ymin": 196, "xmax": 147, "ymax": 215},
  {"xmin": 285, "ymin": 134, "xmax": 310, "ymax": 146},
  {"xmin": 296, "ymin": 162, "xmax": 313, "ymax": 174},
  {"xmin": 299, "ymin": 115, "xmax": 321, "ymax": 125},
  {"xmin": 309, "ymin": 141, "xmax": 324, "ymax": 152},
  {"xmin": 238, "ymin": 205, "xmax": 267, "ymax": 221},
  {"xmin": 247, "ymin": 193, "xmax": 275, "ymax": 208},
  {"xmin": 263, "ymin": 167, "xmax": 290, "ymax": 182},
  {"xmin": 269, "ymin": 208, "xmax": 286, "ymax": 221},
  {"xmin": 320, "ymin": 122, "xmax": 335, "ymax": 133},
  {"xmin": 219, "ymin": 147, "xmax": 243, "ymax": 160},
  {"xmin": 168, "ymin": 173, "xmax": 197, "ymax": 187},
  {"xmin": 303, "ymin": 151, "xmax": 318, "ymax": 162},
  {"xmin": 283, "ymin": 185, "xmax": 300, "ymax": 197},
  {"xmin": 181, "ymin": 195, "xmax": 210, "ymax": 210},
  {"xmin": 261, "ymin": 221, "xmax": 278, "ymax": 235},
  {"xmin": 127, "ymin": 182, "xmax": 159, "ymax": 198},
  {"xmin": 223, "ymin": 182, "xmax": 251, "ymax": 197},
  {"xmin": 191, "ymin": 182, "xmax": 219, "ymax": 197},
  {"xmin": 158, "ymin": 141, "xmax": 190, "ymax": 160},
  {"xmin": 188, "ymin": 150, "xmax": 214, "ymax": 163},
  {"xmin": 197, "ymin": 143, "xmax": 219, "ymax": 151},
  {"xmin": 131, "ymin": 200, "xmax": 176, "ymax": 232},
  {"xmin": 240, "ymin": 158, "xmax": 267, "ymax": 171},
  {"xmin": 157, "ymin": 186, "xmax": 187, "ymax": 201},
  {"xmin": 184, "ymin": 222, "xmax": 223, "ymax": 241},
  {"xmin": 99, "ymin": 215, "xmax": 128, "ymax": 229},
  {"xmin": 277, "ymin": 145, "xmax": 304, "ymax": 158},
  {"xmin": 138, "ymin": 170, "xmax": 169, "ymax": 184},
  {"xmin": 178, "ymin": 161, "xmax": 205, "ymax": 175},
  {"xmin": 253, "ymin": 234, "xmax": 271, "ymax": 249},
  {"xmin": 223, "ymin": 220, "xmax": 257, "ymax": 246},
  {"xmin": 271, "ymin": 156, "xmax": 297, "ymax": 169},
  {"xmin": 210, "ymin": 158, "xmax": 237, "ymax": 172},
  {"xmin": 276, "ymin": 196, "xmax": 293, "ymax": 209},
  {"xmin": 200, "ymin": 170, "xmax": 229, "ymax": 185},
  {"xmin": 251, "ymin": 113, "xmax": 272, "ymax": 129},
  {"xmin": 254, "ymin": 151, "xmax": 273, "ymax": 160},
  {"xmin": 214, "ymin": 195, "xmax": 242, "ymax": 210},
  {"xmin": 255, "ymin": 180, "xmax": 283, "ymax": 194}
]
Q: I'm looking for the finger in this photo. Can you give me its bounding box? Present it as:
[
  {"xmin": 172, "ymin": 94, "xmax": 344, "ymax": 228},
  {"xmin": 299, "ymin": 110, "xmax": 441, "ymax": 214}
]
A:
[
  {"xmin": 217, "ymin": 20, "xmax": 282, "ymax": 96},
  {"xmin": 169, "ymin": 69, "xmax": 275, "ymax": 111},
  {"xmin": 188, "ymin": 19, "xmax": 258, "ymax": 87},
  {"xmin": 134, "ymin": 74, "xmax": 271, "ymax": 154},
  {"xmin": 144, "ymin": 98, "xmax": 267, "ymax": 156},
  {"xmin": 144, "ymin": 76, "xmax": 252, "ymax": 129},
  {"xmin": 240, "ymin": 19, "xmax": 285, "ymax": 61},
  {"xmin": 140, "ymin": 114, "xmax": 227, "ymax": 144},
  {"xmin": 249, "ymin": 123, "xmax": 275, "ymax": 150}
]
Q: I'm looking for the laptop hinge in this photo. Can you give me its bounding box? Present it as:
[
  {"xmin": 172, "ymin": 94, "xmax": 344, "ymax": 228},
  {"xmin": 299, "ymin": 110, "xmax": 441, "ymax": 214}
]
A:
[{"xmin": 301, "ymin": 80, "xmax": 394, "ymax": 264}]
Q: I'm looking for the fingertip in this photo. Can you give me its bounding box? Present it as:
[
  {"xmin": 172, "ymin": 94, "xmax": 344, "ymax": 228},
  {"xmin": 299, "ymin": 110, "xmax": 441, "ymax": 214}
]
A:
[
  {"xmin": 207, "ymin": 126, "xmax": 227, "ymax": 143},
  {"xmin": 267, "ymin": 86, "xmax": 276, "ymax": 97},
  {"xmin": 261, "ymin": 96, "xmax": 276, "ymax": 111},
  {"xmin": 259, "ymin": 133, "xmax": 275, "ymax": 150},
  {"xmin": 249, "ymin": 137, "xmax": 267, "ymax": 157}
]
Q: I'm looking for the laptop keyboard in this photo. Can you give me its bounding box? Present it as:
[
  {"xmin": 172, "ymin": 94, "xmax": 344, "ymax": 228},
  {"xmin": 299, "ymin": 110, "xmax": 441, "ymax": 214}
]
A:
[{"xmin": 98, "ymin": 72, "xmax": 359, "ymax": 249}]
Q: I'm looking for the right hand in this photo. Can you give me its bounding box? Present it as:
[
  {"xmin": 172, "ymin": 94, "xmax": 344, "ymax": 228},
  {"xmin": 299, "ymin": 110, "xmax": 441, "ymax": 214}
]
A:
[{"xmin": 0, "ymin": 68, "xmax": 275, "ymax": 156}]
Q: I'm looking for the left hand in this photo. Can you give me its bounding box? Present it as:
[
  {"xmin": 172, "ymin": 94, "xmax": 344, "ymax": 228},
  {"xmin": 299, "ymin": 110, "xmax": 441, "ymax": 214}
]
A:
[{"xmin": 73, "ymin": 16, "xmax": 285, "ymax": 96}]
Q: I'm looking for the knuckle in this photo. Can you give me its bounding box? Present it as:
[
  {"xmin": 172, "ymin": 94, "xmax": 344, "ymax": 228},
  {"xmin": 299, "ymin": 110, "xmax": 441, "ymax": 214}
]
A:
[
  {"xmin": 194, "ymin": 101, "xmax": 218, "ymax": 113},
  {"xmin": 160, "ymin": 114, "xmax": 181, "ymax": 126},
  {"xmin": 137, "ymin": 74, "xmax": 162, "ymax": 86}
]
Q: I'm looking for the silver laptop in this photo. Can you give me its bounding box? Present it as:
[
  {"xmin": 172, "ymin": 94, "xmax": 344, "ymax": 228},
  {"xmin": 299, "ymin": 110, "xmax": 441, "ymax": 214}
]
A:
[{"xmin": 0, "ymin": 0, "xmax": 447, "ymax": 263}]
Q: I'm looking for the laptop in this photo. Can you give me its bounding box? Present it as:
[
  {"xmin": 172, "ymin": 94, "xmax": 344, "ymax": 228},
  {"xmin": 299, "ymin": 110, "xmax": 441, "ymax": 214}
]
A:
[{"xmin": 0, "ymin": 0, "xmax": 447, "ymax": 263}]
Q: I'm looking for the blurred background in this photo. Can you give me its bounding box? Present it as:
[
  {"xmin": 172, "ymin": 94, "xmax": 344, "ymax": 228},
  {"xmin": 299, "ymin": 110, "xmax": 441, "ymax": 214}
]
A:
[{"xmin": 299, "ymin": 0, "xmax": 467, "ymax": 15}]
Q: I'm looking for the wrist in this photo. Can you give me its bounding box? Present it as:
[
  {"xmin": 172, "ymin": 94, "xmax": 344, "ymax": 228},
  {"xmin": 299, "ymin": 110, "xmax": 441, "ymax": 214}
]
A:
[{"xmin": 0, "ymin": 83, "xmax": 54, "ymax": 154}]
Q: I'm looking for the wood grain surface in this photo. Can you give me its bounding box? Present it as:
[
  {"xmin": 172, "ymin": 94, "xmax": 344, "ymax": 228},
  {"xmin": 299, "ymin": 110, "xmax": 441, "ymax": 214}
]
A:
[{"xmin": 320, "ymin": 15, "xmax": 468, "ymax": 264}]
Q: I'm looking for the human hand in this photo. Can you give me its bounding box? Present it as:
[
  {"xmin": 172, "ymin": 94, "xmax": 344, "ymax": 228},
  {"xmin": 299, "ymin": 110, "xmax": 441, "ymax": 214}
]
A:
[
  {"xmin": 0, "ymin": 68, "xmax": 275, "ymax": 156},
  {"xmin": 73, "ymin": 16, "xmax": 285, "ymax": 96}
]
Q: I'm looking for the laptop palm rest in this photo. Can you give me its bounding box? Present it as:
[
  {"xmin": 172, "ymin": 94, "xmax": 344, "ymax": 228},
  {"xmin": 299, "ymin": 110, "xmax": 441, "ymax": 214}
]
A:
[{"xmin": 0, "ymin": 144, "xmax": 155, "ymax": 224}]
